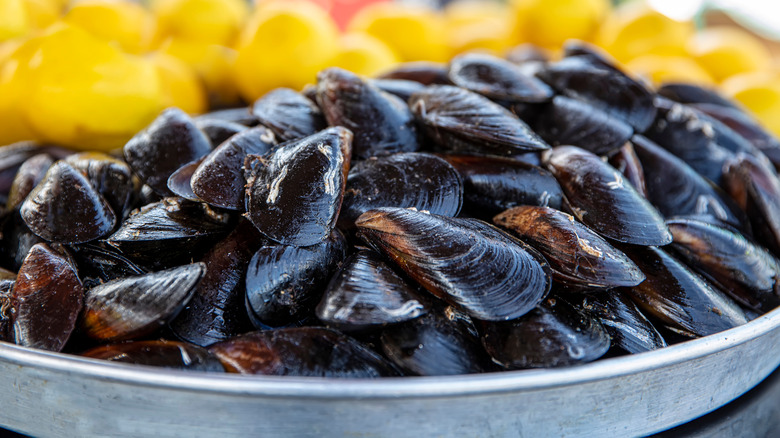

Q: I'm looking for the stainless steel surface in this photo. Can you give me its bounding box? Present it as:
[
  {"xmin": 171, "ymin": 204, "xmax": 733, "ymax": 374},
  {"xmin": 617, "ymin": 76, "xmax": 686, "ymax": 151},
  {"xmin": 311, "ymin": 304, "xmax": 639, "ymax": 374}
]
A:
[{"xmin": 0, "ymin": 306, "xmax": 778, "ymax": 438}]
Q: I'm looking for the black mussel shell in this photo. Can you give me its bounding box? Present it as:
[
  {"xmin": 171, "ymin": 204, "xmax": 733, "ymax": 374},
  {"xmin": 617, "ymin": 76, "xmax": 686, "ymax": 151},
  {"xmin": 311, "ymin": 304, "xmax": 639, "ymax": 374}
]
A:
[
  {"xmin": 169, "ymin": 220, "xmax": 264, "ymax": 347},
  {"xmin": 339, "ymin": 152, "xmax": 462, "ymax": 229},
  {"xmin": 607, "ymin": 141, "xmax": 647, "ymax": 198},
  {"xmin": 191, "ymin": 126, "xmax": 276, "ymax": 210},
  {"xmin": 536, "ymin": 56, "xmax": 656, "ymax": 132},
  {"xmin": 81, "ymin": 339, "xmax": 225, "ymax": 372},
  {"xmin": 532, "ymin": 96, "xmax": 633, "ymax": 155},
  {"xmin": 244, "ymin": 127, "xmax": 352, "ymax": 247},
  {"xmin": 124, "ymin": 107, "xmax": 212, "ymax": 196},
  {"xmin": 0, "ymin": 211, "xmax": 44, "ymax": 271},
  {"xmin": 369, "ymin": 78, "xmax": 426, "ymax": 103},
  {"xmin": 666, "ymin": 218, "xmax": 780, "ymax": 313},
  {"xmin": 6, "ymin": 153, "xmax": 53, "ymax": 210},
  {"xmin": 11, "ymin": 243, "xmax": 82, "ymax": 351},
  {"xmin": 380, "ymin": 307, "xmax": 491, "ymax": 376},
  {"xmin": 561, "ymin": 40, "xmax": 619, "ymax": 68},
  {"xmin": 620, "ymin": 246, "xmax": 748, "ymax": 338},
  {"xmin": 245, "ymin": 230, "xmax": 347, "ymax": 328},
  {"xmin": 494, "ymin": 206, "xmax": 645, "ymax": 288},
  {"xmin": 69, "ymin": 243, "xmax": 146, "ymax": 289},
  {"xmin": 81, "ymin": 263, "xmax": 206, "ymax": 342},
  {"xmin": 481, "ymin": 297, "xmax": 611, "ymax": 369},
  {"xmin": 194, "ymin": 108, "xmax": 259, "ymax": 127},
  {"xmin": 64, "ymin": 152, "xmax": 135, "ymax": 220},
  {"xmin": 106, "ymin": 198, "xmax": 233, "ymax": 268},
  {"xmin": 20, "ymin": 161, "xmax": 116, "ymax": 244},
  {"xmin": 657, "ymin": 83, "xmax": 743, "ymax": 111},
  {"xmin": 723, "ymin": 153, "xmax": 780, "ymax": 256},
  {"xmin": 691, "ymin": 103, "xmax": 780, "ymax": 159},
  {"xmin": 505, "ymin": 43, "xmax": 551, "ymax": 64},
  {"xmin": 377, "ymin": 61, "xmax": 451, "ymax": 85},
  {"xmin": 632, "ymin": 135, "xmax": 746, "ymax": 229},
  {"xmin": 208, "ymin": 327, "xmax": 399, "ymax": 377},
  {"xmin": 251, "ymin": 88, "xmax": 325, "ymax": 143},
  {"xmin": 448, "ymin": 52, "xmax": 553, "ymax": 103},
  {"xmin": 573, "ymin": 291, "xmax": 667, "ymax": 354},
  {"xmin": 194, "ymin": 118, "xmax": 248, "ymax": 147},
  {"xmin": 357, "ymin": 207, "xmax": 551, "ymax": 321},
  {"xmin": 167, "ymin": 159, "xmax": 203, "ymax": 202},
  {"xmin": 543, "ymin": 146, "xmax": 671, "ymax": 246},
  {"xmin": 410, "ymin": 85, "xmax": 550, "ymax": 156},
  {"xmin": 316, "ymin": 250, "xmax": 427, "ymax": 331},
  {"xmin": 0, "ymin": 142, "xmax": 71, "ymax": 196},
  {"xmin": 316, "ymin": 68, "xmax": 418, "ymax": 159},
  {"xmin": 0, "ymin": 276, "xmax": 14, "ymax": 341}
]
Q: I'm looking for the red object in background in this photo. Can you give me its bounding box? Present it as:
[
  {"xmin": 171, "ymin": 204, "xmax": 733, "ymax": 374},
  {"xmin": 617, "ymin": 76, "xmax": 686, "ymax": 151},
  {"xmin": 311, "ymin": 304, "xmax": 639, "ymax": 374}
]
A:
[{"xmin": 330, "ymin": 0, "xmax": 391, "ymax": 30}]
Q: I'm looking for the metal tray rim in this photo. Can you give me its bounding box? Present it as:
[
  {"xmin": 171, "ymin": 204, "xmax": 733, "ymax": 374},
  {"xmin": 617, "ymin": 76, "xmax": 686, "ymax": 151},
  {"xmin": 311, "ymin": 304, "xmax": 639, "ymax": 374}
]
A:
[{"xmin": 1, "ymin": 305, "xmax": 778, "ymax": 400}]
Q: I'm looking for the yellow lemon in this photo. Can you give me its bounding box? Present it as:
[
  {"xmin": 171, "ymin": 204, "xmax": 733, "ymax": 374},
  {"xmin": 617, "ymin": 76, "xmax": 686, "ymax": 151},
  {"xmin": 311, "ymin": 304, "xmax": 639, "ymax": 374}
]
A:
[
  {"xmin": 23, "ymin": 24, "xmax": 165, "ymax": 150},
  {"xmin": 510, "ymin": 0, "xmax": 610, "ymax": 50},
  {"xmin": 0, "ymin": 0, "xmax": 30, "ymax": 41},
  {"xmin": 348, "ymin": 3, "xmax": 448, "ymax": 63},
  {"xmin": 151, "ymin": 0, "xmax": 248, "ymax": 46},
  {"xmin": 597, "ymin": 2, "xmax": 693, "ymax": 63},
  {"xmin": 158, "ymin": 36, "xmax": 241, "ymax": 108},
  {"xmin": 444, "ymin": 1, "xmax": 513, "ymax": 57},
  {"xmin": 687, "ymin": 27, "xmax": 771, "ymax": 83},
  {"xmin": 625, "ymin": 54, "xmax": 715, "ymax": 86},
  {"xmin": 328, "ymin": 32, "xmax": 399, "ymax": 77},
  {"xmin": 721, "ymin": 72, "xmax": 780, "ymax": 136},
  {"xmin": 149, "ymin": 52, "xmax": 207, "ymax": 115},
  {"xmin": 0, "ymin": 36, "xmax": 40, "ymax": 144},
  {"xmin": 23, "ymin": 0, "xmax": 62, "ymax": 29},
  {"xmin": 65, "ymin": 0, "xmax": 157, "ymax": 54},
  {"xmin": 234, "ymin": 1, "xmax": 340, "ymax": 100}
]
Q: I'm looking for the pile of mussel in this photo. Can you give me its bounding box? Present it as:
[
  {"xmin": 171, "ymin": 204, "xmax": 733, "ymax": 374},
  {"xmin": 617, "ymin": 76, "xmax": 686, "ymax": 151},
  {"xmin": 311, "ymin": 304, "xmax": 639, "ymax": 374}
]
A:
[{"xmin": 0, "ymin": 41, "xmax": 779, "ymax": 377}]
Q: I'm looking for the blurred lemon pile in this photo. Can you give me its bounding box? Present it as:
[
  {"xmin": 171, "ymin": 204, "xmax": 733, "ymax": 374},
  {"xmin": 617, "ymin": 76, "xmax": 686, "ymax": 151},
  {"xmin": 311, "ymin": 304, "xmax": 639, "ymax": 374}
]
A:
[{"xmin": 1, "ymin": 0, "xmax": 780, "ymax": 150}]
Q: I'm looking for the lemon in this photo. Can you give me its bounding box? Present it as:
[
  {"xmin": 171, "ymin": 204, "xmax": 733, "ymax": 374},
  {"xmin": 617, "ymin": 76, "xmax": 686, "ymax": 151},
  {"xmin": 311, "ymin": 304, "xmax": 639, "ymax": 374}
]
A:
[
  {"xmin": 510, "ymin": 0, "xmax": 609, "ymax": 50},
  {"xmin": 157, "ymin": 36, "xmax": 241, "ymax": 109},
  {"xmin": 0, "ymin": 36, "xmax": 39, "ymax": 144},
  {"xmin": 444, "ymin": 1, "xmax": 513, "ymax": 56},
  {"xmin": 0, "ymin": 0, "xmax": 30, "ymax": 41},
  {"xmin": 328, "ymin": 32, "xmax": 399, "ymax": 77},
  {"xmin": 149, "ymin": 52, "xmax": 207, "ymax": 115},
  {"xmin": 721, "ymin": 72, "xmax": 780, "ymax": 136},
  {"xmin": 23, "ymin": 24, "xmax": 165, "ymax": 150},
  {"xmin": 151, "ymin": 0, "xmax": 248, "ymax": 46},
  {"xmin": 597, "ymin": 2, "xmax": 693, "ymax": 63},
  {"xmin": 23, "ymin": 0, "xmax": 62, "ymax": 29},
  {"xmin": 234, "ymin": 1, "xmax": 340, "ymax": 100},
  {"xmin": 625, "ymin": 54, "xmax": 715, "ymax": 86},
  {"xmin": 348, "ymin": 3, "xmax": 448, "ymax": 63},
  {"xmin": 687, "ymin": 27, "xmax": 771, "ymax": 83},
  {"xmin": 65, "ymin": 0, "xmax": 157, "ymax": 54}
]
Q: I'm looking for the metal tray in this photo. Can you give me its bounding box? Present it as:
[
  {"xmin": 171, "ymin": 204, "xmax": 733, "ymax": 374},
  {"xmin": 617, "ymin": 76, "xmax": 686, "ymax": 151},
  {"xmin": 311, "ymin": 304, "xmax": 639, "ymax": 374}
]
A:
[{"xmin": 0, "ymin": 306, "xmax": 778, "ymax": 438}]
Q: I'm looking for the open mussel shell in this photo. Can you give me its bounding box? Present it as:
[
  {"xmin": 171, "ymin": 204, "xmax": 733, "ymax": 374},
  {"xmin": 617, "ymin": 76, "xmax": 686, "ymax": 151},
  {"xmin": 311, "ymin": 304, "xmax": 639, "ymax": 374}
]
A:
[
  {"xmin": 245, "ymin": 230, "xmax": 347, "ymax": 328},
  {"xmin": 250, "ymin": 88, "xmax": 325, "ymax": 143},
  {"xmin": 81, "ymin": 262, "xmax": 206, "ymax": 342},
  {"xmin": 441, "ymin": 154, "xmax": 563, "ymax": 219},
  {"xmin": 208, "ymin": 327, "xmax": 400, "ymax": 377},
  {"xmin": 532, "ymin": 96, "xmax": 634, "ymax": 155},
  {"xmin": 191, "ymin": 126, "xmax": 276, "ymax": 210},
  {"xmin": 339, "ymin": 152, "xmax": 462, "ymax": 229},
  {"xmin": 632, "ymin": 135, "xmax": 746, "ymax": 229},
  {"xmin": 447, "ymin": 52, "xmax": 553, "ymax": 103},
  {"xmin": 11, "ymin": 243, "xmax": 82, "ymax": 351},
  {"xmin": 481, "ymin": 296, "xmax": 611, "ymax": 369},
  {"xmin": 494, "ymin": 206, "xmax": 645, "ymax": 288},
  {"xmin": 316, "ymin": 67, "xmax": 418, "ymax": 160},
  {"xmin": 536, "ymin": 55, "xmax": 656, "ymax": 132},
  {"xmin": 665, "ymin": 218, "xmax": 780, "ymax": 313},
  {"xmin": 244, "ymin": 127, "xmax": 352, "ymax": 247},
  {"xmin": 194, "ymin": 118, "xmax": 248, "ymax": 147},
  {"xmin": 607, "ymin": 141, "xmax": 647, "ymax": 198},
  {"xmin": 316, "ymin": 250, "xmax": 427, "ymax": 331},
  {"xmin": 123, "ymin": 107, "xmax": 212, "ymax": 196},
  {"xmin": 369, "ymin": 78, "xmax": 426, "ymax": 103},
  {"xmin": 106, "ymin": 197, "xmax": 233, "ymax": 268},
  {"xmin": 379, "ymin": 307, "xmax": 491, "ymax": 376},
  {"xmin": 571, "ymin": 291, "xmax": 667, "ymax": 354},
  {"xmin": 6, "ymin": 153, "xmax": 53, "ymax": 210},
  {"xmin": 723, "ymin": 153, "xmax": 780, "ymax": 256},
  {"xmin": 81, "ymin": 340, "xmax": 225, "ymax": 372},
  {"xmin": 20, "ymin": 161, "xmax": 116, "ymax": 244},
  {"xmin": 356, "ymin": 207, "xmax": 551, "ymax": 321},
  {"xmin": 64, "ymin": 152, "xmax": 135, "ymax": 220},
  {"xmin": 409, "ymin": 85, "xmax": 550, "ymax": 156},
  {"xmin": 620, "ymin": 246, "xmax": 748, "ymax": 338},
  {"xmin": 377, "ymin": 61, "xmax": 451, "ymax": 85},
  {"xmin": 69, "ymin": 243, "xmax": 146, "ymax": 289},
  {"xmin": 169, "ymin": 220, "xmax": 264, "ymax": 347},
  {"xmin": 543, "ymin": 145, "xmax": 671, "ymax": 246}
]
